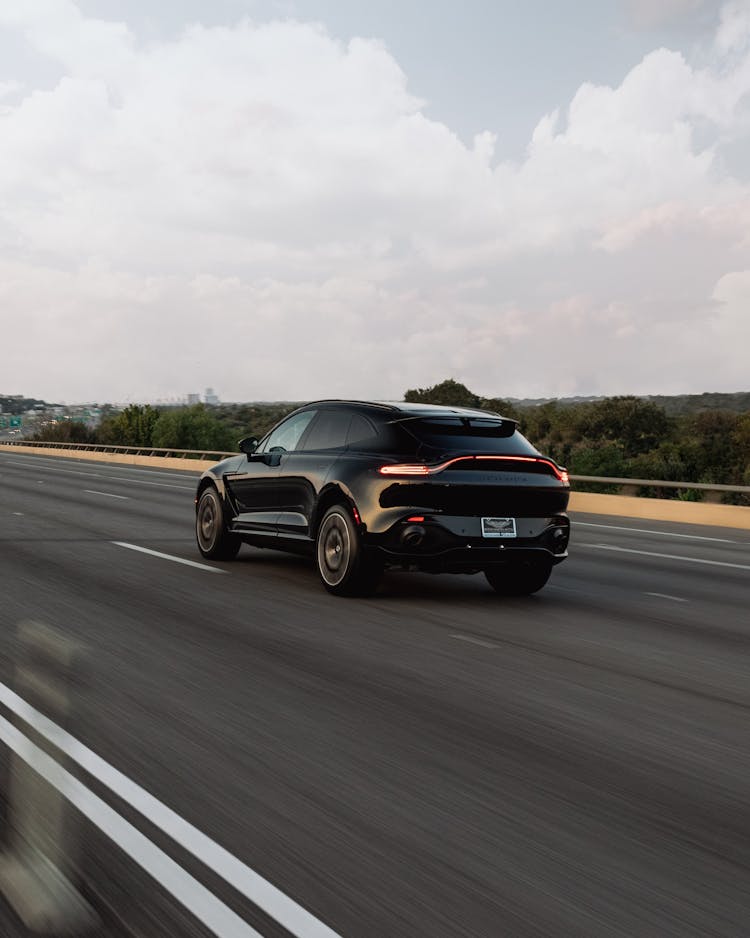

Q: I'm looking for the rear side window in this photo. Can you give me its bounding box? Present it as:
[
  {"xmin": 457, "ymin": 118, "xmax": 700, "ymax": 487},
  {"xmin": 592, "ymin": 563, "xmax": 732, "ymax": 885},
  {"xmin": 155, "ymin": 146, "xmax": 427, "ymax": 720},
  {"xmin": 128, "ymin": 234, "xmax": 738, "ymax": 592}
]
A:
[
  {"xmin": 346, "ymin": 413, "xmax": 399, "ymax": 452},
  {"xmin": 401, "ymin": 417, "xmax": 539, "ymax": 456},
  {"xmin": 301, "ymin": 410, "xmax": 352, "ymax": 451},
  {"xmin": 347, "ymin": 414, "xmax": 378, "ymax": 447}
]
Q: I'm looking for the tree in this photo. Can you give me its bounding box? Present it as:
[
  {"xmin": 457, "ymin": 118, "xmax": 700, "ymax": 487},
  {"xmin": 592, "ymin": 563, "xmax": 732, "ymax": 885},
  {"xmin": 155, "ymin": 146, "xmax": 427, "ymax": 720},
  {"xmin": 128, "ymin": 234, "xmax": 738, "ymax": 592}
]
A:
[
  {"xmin": 679, "ymin": 410, "xmax": 742, "ymax": 484},
  {"xmin": 98, "ymin": 405, "xmax": 161, "ymax": 447},
  {"xmin": 575, "ymin": 396, "xmax": 671, "ymax": 458},
  {"xmin": 568, "ymin": 443, "xmax": 627, "ymax": 479},
  {"xmin": 481, "ymin": 397, "xmax": 520, "ymax": 420},
  {"xmin": 627, "ymin": 442, "xmax": 688, "ymax": 482},
  {"xmin": 151, "ymin": 405, "xmax": 235, "ymax": 452},
  {"xmin": 404, "ymin": 379, "xmax": 481, "ymax": 408},
  {"xmin": 732, "ymin": 414, "xmax": 750, "ymax": 485},
  {"xmin": 33, "ymin": 420, "xmax": 97, "ymax": 444}
]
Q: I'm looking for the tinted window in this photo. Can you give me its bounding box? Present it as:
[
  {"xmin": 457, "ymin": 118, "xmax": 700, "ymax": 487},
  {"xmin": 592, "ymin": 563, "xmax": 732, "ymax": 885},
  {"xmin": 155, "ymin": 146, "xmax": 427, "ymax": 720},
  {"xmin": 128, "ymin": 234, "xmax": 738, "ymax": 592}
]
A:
[
  {"xmin": 261, "ymin": 410, "xmax": 316, "ymax": 453},
  {"xmin": 347, "ymin": 414, "xmax": 378, "ymax": 447},
  {"xmin": 346, "ymin": 414, "xmax": 400, "ymax": 452},
  {"xmin": 301, "ymin": 410, "xmax": 351, "ymax": 451},
  {"xmin": 401, "ymin": 417, "xmax": 538, "ymax": 456}
]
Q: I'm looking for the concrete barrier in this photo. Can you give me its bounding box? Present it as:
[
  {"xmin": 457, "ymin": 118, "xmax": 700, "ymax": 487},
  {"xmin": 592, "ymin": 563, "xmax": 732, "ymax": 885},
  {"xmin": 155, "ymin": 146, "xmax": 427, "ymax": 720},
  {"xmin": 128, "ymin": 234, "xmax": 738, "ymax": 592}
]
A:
[
  {"xmin": 0, "ymin": 622, "xmax": 98, "ymax": 933},
  {"xmin": 569, "ymin": 491, "xmax": 750, "ymax": 531},
  {"xmin": 0, "ymin": 445, "xmax": 206, "ymax": 472}
]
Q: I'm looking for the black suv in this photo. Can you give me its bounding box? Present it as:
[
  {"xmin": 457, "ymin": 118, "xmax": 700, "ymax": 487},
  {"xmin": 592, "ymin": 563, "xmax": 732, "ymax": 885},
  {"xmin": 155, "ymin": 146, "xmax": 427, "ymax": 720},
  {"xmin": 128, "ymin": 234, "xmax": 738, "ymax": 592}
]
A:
[{"xmin": 195, "ymin": 400, "xmax": 570, "ymax": 596}]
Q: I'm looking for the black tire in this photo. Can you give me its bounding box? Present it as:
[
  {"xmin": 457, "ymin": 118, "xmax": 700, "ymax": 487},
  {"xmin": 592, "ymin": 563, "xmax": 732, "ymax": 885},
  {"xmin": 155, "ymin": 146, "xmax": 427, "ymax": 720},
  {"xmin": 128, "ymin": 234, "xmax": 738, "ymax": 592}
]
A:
[
  {"xmin": 196, "ymin": 487, "xmax": 241, "ymax": 560},
  {"xmin": 484, "ymin": 557, "xmax": 552, "ymax": 596},
  {"xmin": 315, "ymin": 505, "xmax": 381, "ymax": 596}
]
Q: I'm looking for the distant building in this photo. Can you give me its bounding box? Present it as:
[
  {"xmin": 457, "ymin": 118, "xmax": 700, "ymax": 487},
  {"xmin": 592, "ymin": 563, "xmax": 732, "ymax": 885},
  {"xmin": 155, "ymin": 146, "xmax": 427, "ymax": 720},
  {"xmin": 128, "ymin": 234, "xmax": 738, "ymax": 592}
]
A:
[
  {"xmin": 204, "ymin": 387, "xmax": 219, "ymax": 405},
  {"xmin": 187, "ymin": 393, "xmax": 200, "ymax": 405}
]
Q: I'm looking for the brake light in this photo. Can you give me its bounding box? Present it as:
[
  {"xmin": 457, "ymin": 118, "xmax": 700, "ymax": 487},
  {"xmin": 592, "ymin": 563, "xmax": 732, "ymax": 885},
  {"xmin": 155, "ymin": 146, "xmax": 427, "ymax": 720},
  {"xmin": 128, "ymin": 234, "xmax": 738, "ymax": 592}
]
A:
[
  {"xmin": 378, "ymin": 464, "xmax": 431, "ymax": 475},
  {"xmin": 406, "ymin": 516, "xmax": 425, "ymax": 522},
  {"xmin": 379, "ymin": 455, "xmax": 567, "ymax": 482}
]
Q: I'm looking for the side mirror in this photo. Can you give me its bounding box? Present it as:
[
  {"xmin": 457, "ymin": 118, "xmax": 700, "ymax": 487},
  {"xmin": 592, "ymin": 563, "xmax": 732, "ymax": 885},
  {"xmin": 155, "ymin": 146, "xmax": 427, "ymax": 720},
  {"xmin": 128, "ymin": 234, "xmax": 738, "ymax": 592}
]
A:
[{"xmin": 239, "ymin": 437, "xmax": 258, "ymax": 455}]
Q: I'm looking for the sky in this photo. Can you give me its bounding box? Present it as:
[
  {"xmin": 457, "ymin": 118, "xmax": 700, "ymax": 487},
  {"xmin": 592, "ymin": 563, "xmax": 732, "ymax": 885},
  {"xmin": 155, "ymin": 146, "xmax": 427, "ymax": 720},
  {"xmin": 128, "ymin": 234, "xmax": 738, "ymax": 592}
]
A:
[{"xmin": 1, "ymin": 0, "xmax": 749, "ymax": 404}]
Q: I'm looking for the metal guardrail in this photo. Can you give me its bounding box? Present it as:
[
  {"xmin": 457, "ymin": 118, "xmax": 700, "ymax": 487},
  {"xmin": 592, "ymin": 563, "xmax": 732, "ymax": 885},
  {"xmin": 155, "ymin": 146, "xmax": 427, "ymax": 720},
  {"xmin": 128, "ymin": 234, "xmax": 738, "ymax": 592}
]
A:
[
  {"xmin": 570, "ymin": 474, "xmax": 750, "ymax": 495},
  {"xmin": 0, "ymin": 439, "xmax": 235, "ymax": 460},
  {"xmin": 1, "ymin": 439, "xmax": 749, "ymax": 495}
]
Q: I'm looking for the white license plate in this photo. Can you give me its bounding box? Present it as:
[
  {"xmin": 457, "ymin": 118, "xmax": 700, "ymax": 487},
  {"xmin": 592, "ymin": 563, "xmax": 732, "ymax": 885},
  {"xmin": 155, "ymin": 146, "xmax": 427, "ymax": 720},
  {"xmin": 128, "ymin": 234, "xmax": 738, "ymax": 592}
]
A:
[{"xmin": 481, "ymin": 517, "xmax": 517, "ymax": 538}]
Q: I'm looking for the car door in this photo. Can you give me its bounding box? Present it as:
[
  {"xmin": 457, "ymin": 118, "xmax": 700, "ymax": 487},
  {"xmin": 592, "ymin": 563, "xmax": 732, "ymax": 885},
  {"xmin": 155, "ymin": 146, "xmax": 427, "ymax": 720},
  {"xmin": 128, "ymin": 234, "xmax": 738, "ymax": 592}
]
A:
[
  {"xmin": 275, "ymin": 409, "xmax": 352, "ymax": 539},
  {"xmin": 224, "ymin": 409, "xmax": 316, "ymax": 534}
]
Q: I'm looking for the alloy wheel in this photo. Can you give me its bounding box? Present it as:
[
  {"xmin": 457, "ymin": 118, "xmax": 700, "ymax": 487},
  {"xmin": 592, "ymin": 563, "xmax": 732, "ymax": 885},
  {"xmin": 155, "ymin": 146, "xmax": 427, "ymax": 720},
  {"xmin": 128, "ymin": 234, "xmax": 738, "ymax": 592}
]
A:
[{"xmin": 318, "ymin": 511, "xmax": 351, "ymax": 586}]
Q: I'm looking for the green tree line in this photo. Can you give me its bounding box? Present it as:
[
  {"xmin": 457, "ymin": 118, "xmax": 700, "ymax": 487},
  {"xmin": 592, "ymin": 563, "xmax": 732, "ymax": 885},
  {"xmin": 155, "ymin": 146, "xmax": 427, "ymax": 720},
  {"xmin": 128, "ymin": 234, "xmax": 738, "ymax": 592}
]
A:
[
  {"xmin": 33, "ymin": 402, "xmax": 301, "ymax": 453},
  {"xmin": 32, "ymin": 381, "xmax": 750, "ymax": 503}
]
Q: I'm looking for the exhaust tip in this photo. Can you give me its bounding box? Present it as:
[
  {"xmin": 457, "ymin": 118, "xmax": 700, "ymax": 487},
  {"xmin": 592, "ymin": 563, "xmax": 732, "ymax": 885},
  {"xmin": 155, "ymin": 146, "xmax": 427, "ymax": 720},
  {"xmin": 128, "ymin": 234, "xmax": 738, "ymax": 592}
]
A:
[{"xmin": 400, "ymin": 525, "xmax": 426, "ymax": 548}]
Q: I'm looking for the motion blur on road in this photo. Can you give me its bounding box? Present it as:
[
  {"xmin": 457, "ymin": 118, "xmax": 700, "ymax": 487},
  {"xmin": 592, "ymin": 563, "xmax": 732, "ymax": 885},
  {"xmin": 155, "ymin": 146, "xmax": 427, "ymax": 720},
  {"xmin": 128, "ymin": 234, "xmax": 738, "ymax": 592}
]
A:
[{"xmin": 1, "ymin": 450, "xmax": 749, "ymax": 937}]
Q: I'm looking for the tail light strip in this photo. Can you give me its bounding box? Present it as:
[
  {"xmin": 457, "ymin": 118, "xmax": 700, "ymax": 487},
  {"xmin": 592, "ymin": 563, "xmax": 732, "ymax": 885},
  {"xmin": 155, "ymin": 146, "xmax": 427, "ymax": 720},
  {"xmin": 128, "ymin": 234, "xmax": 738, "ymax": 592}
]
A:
[{"xmin": 379, "ymin": 455, "xmax": 569, "ymax": 484}]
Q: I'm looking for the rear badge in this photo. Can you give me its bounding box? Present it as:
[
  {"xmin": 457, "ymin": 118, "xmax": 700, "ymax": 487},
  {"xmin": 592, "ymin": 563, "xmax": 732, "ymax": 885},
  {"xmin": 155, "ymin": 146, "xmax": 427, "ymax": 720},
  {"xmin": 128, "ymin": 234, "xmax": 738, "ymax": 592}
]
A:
[{"xmin": 481, "ymin": 517, "xmax": 517, "ymax": 538}]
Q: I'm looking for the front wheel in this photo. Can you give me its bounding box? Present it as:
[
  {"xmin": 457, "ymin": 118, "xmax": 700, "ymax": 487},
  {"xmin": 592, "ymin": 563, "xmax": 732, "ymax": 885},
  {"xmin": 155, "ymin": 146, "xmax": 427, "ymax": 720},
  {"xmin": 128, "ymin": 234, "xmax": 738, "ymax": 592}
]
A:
[
  {"xmin": 316, "ymin": 505, "xmax": 381, "ymax": 596},
  {"xmin": 485, "ymin": 557, "xmax": 552, "ymax": 596},
  {"xmin": 196, "ymin": 487, "xmax": 241, "ymax": 560}
]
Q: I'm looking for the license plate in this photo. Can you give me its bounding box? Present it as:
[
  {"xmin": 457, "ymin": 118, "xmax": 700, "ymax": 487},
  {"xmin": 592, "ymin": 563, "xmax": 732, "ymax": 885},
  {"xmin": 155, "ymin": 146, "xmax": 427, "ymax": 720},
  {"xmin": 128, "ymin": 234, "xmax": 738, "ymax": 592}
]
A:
[{"xmin": 481, "ymin": 517, "xmax": 517, "ymax": 538}]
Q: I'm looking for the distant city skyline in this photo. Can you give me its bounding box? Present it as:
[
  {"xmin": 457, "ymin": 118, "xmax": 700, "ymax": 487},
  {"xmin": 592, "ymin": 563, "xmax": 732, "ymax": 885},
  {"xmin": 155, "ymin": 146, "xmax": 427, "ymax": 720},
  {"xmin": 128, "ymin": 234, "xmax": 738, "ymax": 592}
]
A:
[{"xmin": 1, "ymin": 1, "xmax": 749, "ymax": 402}]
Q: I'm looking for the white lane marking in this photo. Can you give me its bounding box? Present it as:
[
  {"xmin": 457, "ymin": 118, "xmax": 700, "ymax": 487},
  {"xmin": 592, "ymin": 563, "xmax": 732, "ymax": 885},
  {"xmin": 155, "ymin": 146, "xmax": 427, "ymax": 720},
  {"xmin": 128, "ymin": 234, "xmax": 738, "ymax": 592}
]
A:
[
  {"xmin": 84, "ymin": 489, "xmax": 129, "ymax": 500},
  {"xmin": 450, "ymin": 634, "xmax": 498, "ymax": 649},
  {"xmin": 580, "ymin": 543, "xmax": 750, "ymax": 571},
  {"xmin": 646, "ymin": 592, "xmax": 688, "ymax": 603},
  {"xmin": 3, "ymin": 461, "xmax": 194, "ymax": 490},
  {"xmin": 112, "ymin": 542, "xmax": 226, "ymax": 573},
  {"xmin": 0, "ymin": 682, "xmax": 342, "ymax": 938},
  {"xmin": 572, "ymin": 521, "xmax": 735, "ymax": 544},
  {"xmin": 0, "ymin": 714, "xmax": 263, "ymax": 938},
  {"xmin": 103, "ymin": 476, "xmax": 193, "ymax": 491},
  {"xmin": 12, "ymin": 512, "xmax": 23, "ymax": 516}
]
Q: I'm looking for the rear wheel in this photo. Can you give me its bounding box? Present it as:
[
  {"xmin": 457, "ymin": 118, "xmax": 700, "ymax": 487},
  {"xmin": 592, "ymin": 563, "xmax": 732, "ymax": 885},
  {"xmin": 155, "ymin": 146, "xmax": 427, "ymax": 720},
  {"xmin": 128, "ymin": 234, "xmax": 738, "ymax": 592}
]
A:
[
  {"xmin": 196, "ymin": 487, "xmax": 241, "ymax": 560},
  {"xmin": 316, "ymin": 505, "xmax": 381, "ymax": 596},
  {"xmin": 485, "ymin": 557, "xmax": 552, "ymax": 596}
]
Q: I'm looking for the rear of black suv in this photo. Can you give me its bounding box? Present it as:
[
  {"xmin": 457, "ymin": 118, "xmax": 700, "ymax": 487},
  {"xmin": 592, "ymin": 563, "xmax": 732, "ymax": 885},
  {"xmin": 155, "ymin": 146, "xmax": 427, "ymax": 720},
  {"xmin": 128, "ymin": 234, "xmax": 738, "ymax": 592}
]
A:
[{"xmin": 348, "ymin": 405, "xmax": 570, "ymax": 594}]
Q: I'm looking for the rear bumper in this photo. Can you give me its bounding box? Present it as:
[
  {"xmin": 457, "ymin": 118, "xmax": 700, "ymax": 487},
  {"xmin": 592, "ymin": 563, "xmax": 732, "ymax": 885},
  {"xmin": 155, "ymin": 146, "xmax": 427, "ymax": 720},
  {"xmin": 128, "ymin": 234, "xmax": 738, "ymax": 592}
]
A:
[{"xmin": 365, "ymin": 513, "xmax": 570, "ymax": 571}]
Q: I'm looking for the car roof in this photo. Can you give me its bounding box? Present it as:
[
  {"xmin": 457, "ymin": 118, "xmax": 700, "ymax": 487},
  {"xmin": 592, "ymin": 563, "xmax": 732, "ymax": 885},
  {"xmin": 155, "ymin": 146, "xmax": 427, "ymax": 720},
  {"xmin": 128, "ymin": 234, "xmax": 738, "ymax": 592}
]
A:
[{"xmin": 299, "ymin": 399, "xmax": 507, "ymax": 419}]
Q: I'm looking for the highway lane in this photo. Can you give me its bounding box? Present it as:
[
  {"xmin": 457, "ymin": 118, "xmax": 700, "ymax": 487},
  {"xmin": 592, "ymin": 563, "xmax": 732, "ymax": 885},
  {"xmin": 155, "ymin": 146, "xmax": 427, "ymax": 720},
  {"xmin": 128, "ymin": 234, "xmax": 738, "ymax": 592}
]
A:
[{"xmin": 0, "ymin": 452, "xmax": 749, "ymax": 937}]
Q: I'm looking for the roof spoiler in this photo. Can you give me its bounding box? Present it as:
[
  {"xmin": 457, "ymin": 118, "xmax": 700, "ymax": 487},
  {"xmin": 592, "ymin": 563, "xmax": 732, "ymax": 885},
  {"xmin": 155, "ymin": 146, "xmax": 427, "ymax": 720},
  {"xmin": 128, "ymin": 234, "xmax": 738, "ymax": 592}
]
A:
[{"xmin": 390, "ymin": 413, "xmax": 519, "ymax": 437}]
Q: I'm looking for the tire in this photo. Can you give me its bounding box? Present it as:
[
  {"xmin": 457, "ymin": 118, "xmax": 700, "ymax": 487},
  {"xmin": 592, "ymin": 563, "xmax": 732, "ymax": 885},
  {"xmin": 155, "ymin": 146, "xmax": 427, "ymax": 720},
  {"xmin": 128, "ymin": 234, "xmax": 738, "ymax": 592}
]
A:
[
  {"xmin": 315, "ymin": 505, "xmax": 381, "ymax": 596},
  {"xmin": 484, "ymin": 557, "xmax": 552, "ymax": 596},
  {"xmin": 196, "ymin": 486, "xmax": 242, "ymax": 560}
]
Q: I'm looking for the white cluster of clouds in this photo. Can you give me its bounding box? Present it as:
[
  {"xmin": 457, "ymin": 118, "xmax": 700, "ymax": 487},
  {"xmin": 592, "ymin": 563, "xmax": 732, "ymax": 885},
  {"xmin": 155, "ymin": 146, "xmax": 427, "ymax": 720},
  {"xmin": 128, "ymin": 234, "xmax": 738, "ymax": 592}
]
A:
[{"xmin": 1, "ymin": 0, "xmax": 749, "ymax": 401}]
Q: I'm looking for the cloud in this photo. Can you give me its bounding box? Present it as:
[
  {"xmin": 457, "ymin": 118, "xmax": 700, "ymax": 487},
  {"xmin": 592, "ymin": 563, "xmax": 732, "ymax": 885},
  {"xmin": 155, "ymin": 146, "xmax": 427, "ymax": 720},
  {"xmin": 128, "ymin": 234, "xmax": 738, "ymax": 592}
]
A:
[
  {"xmin": 711, "ymin": 268, "xmax": 750, "ymax": 347},
  {"xmin": 624, "ymin": 0, "xmax": 719, "ymax": 30},
  {"xmin": 715, "ymin": 0, "xmax": 750, "ymax": 51},
  {"xmin": 0, "ymin": 2, "xmax": 749, "ymax": 401}
]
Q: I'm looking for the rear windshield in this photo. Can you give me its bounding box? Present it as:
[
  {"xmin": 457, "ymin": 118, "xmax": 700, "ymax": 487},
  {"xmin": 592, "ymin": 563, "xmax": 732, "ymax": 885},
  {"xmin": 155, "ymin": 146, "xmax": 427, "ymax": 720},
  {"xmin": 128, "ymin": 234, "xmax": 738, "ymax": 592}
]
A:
[{"xmin": 398, "ymin": 417, "xmax": 539, "ymax": 456}]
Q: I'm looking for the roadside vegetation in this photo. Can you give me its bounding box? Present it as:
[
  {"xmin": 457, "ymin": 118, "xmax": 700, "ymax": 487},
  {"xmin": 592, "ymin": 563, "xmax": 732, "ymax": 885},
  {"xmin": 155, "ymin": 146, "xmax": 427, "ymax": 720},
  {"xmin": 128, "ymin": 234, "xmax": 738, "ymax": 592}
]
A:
[{"xmin": 27, "ymin": 379, "xmax": 749, "ymax": 504}]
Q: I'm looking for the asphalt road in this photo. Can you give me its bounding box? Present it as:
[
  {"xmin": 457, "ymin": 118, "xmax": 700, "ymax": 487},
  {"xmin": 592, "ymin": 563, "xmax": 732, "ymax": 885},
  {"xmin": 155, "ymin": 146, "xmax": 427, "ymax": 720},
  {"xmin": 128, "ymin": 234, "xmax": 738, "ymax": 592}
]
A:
[{"xmin": 0, "ymin": 451, "xmax": 748, "ymax": 937}]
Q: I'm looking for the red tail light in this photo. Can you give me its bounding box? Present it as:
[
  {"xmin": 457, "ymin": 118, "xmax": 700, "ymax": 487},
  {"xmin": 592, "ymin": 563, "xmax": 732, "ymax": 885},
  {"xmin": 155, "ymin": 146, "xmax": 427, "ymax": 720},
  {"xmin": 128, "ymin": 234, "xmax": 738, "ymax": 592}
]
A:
[
  {"xmin": 379, "ymin": 455, "xmax": 568, "ymax": 482},
  {"xmin": 378, "ymin": 464, "xmax": 430, "ymax": 475}
]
